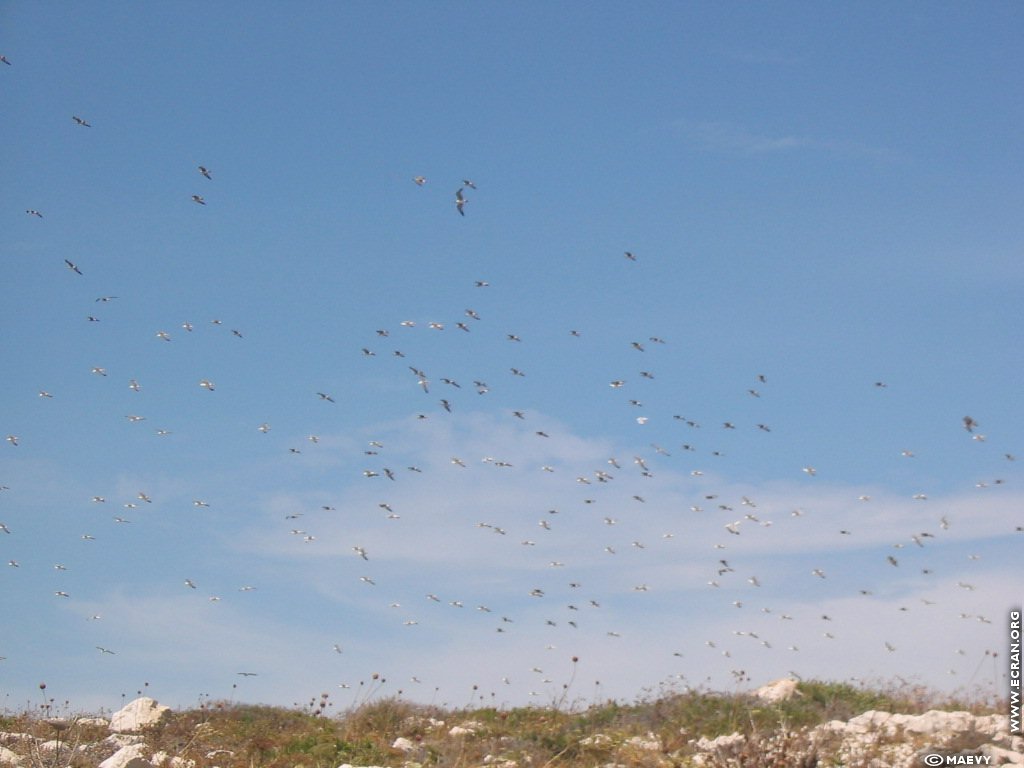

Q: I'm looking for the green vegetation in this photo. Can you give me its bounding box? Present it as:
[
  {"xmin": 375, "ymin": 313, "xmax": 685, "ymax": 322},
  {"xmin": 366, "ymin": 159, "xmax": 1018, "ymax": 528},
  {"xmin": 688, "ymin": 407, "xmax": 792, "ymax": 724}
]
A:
[{"xmin": 1, "ymin": 680, "xmax": 1005, "ymax": 768}]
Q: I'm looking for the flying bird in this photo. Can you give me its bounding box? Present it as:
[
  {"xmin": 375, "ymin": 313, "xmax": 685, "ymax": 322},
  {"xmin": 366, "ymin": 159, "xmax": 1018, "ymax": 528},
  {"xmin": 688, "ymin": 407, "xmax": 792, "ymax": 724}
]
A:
[
  {"xmin": 72, "ymin": 115, "xmax": 91, "ymax": 127},
  {"xmin": 26, "ymin": 209, "xmax": 43, "ymax": 218},
  {"xmin": 198, "ymin": 166, "xmax": 212, "ymax": 179},
  {"xmin": 191, "ymin": 195, "xmax": 206, "ymax": 205},
  {"xmin": 64, "ymin": 259, "xmax": 83, "ymax": 275},
  {"xmin": 455, "ymin": 187, "xmax": 467, "ymax": 216}
]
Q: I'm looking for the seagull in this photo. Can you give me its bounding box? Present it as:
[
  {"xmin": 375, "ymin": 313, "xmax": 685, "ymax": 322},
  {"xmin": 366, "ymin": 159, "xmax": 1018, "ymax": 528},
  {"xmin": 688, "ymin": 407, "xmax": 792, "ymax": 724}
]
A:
[
  {"xmin": 191, "ymin": 194, "xmax": 206, "ymax": 205},
  {"xmin": 316, "ymin": 392, "xmax": 335, "ymax": 403},
  {"xmin": 962, "ymin": 416, "xmax": 978, "ymax": 433},
  {"xmin": 198, "ymin": 166, "xmax": 212, "ymax": 179},
  {"xmin": 64, "ymin": 259, "xmax": 83, "ymax": 275},
  {"xmin": 72, "ymin": 115, "xmax": 91, "ymax": 127},
  {"xmin": 26, "ymin": 209, "xmax": 43, "ymax": 217},
  {"xmin": 96, "ymin": 646, "xmax": 116, "ymax": 655},
  {"xmin": 236, "ymin": 672, "xmax": 258, "ymax": 677},
  {"xmin": 455, "ymin": 187, "xmax": 467, "ymax": 216},
  {"xmin": 6, "ymin": 435, "xmax": 18, "ymax": 447},
  {"xmin": 413, "ymin": 176, "xmax": 426, "ymax": 186},
  {"xmin": 0, "ymin": 54, "xmax": 11, "ymax": 65}
]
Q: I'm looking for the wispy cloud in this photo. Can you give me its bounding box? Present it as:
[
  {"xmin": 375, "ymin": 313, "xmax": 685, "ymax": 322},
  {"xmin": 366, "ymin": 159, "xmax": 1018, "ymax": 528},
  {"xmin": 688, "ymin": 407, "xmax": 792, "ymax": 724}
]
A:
[{"xmin": 672, "ymin": 119, "xmax": 899, "ymax": 159}]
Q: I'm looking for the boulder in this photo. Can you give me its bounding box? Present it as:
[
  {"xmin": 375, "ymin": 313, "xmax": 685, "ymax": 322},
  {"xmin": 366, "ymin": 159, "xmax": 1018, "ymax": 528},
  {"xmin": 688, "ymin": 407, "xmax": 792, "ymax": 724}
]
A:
[
  {"xmin": 109, "ymin": 698, "xmax": 171, "ymax": 734},
  {"xmin": 98, "ymin": 743, "xmax": 152, "ymax": 768},
  {"xmin": 391, "ymin": 737, "xmax": 417, "ymax": 753},
  {"xmin": 752, "ymin": 678, "xmax": 801, "ymax": 703},
  {"xmin": 0, "ymin": 745, "xmax": 24, "ymax": 767}
]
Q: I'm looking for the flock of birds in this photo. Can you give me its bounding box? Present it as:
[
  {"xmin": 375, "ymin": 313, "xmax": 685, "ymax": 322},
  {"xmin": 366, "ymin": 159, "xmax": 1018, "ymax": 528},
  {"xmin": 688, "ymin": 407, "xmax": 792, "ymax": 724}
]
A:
[{"xmin": 3, "ymin": 52, "xmax": 1018, "ymax": 706}]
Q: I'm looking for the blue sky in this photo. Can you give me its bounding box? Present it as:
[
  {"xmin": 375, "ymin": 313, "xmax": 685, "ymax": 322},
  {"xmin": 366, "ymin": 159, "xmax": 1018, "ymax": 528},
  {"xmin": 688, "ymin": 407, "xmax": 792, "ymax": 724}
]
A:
[{"xmin": 1, "ymin": 2, "xmax": 1021, "ymax": 713}]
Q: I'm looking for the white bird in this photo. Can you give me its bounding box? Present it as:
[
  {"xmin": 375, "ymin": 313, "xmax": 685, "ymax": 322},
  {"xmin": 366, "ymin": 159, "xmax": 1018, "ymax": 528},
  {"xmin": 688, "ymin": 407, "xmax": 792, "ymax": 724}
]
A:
[
  {"xmin": 198, "ymin": 166, "xmax": 212, "ymax": 179},
  {"xmin": 191, "ymin": 194, "xmax": 206, "ymax": 205},
  {"xmin": 455, "ymin": 187, "xmax": 467, "ymax": 216}
]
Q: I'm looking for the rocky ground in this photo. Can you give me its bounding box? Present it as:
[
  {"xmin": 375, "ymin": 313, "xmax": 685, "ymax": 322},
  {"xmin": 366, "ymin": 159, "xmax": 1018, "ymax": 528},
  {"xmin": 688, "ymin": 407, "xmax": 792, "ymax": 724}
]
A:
[{"xmin": 1, "ymin": 682, "xmax": 1021, "ymax": 767}]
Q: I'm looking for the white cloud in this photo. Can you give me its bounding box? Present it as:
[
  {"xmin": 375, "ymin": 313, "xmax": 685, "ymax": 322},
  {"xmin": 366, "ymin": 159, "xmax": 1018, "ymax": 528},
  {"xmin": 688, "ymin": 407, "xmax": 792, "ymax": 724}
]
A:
[{"xmin": 671, "ymin": 118, "xmax": 898, "ymax": 159}]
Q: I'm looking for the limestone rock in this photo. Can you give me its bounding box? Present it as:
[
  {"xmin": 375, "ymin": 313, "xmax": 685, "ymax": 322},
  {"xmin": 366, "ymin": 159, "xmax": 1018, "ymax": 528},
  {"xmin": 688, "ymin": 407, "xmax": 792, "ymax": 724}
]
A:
[
  {"xmin": 448, "ymin": 721, "xmax": 483, "ymax": 737},
  {"xmin": 752, "ymin": 678, "xmax": 801, "ymax": 703},
  {"xmin": 110, "ymin": 698, "xmax": 171, "ymax": 734},
  {"xmin": 0, "ymin": 745, "xmax": 24, "ymax": 767},
  {"xmin": 391, "ymin": 737, "xmax": 417, "ymax": 753},
  {"xmin": 98, "ymin": 743, "xmax": 152, "ymax": 768}
]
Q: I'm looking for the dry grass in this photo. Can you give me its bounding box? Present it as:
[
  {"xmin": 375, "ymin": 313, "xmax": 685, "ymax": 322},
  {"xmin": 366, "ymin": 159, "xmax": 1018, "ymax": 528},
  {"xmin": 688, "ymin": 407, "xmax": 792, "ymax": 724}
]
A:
[{"xmin": 0, "ymin": 679, "xmax": 1007, "ymax": 768}]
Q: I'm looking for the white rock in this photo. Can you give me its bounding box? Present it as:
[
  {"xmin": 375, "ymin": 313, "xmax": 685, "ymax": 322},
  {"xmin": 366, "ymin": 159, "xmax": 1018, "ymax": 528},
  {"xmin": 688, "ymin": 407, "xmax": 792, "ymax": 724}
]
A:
[
  {"xmin": 752, "ymin": 678, "xmax": 801, "ymax": 703},
  {"xmin": 0, "ymin": 745, "xmax": 24, "ymax": 767},
  {"xmin": 106, "ymin": 733, "xmax": 146, "ymax": 749},
  {"xmin": 448, "ymin": 721, "xmax": 483, "ymax": 737},
  {"xmin": 982, "ymin": 743, "xmax": 1024, "ymax": 765},
  {"xmin": 110, "ymin": 698, "xmax": 171, "ymax": 734},
  {"xmin": 152, "ymin": 750, "xmax": 195, "ymax": 768},
  {"xmin": 98, "ymin": 743, "xmax": 152, "ymax": 768},
  {"xmin": 391, "ymin": 737, "xmax": 417, "ymax": 753},
  {"xmin": 623, "ymin": 732, "xmax": 660, "ymax": 751}
]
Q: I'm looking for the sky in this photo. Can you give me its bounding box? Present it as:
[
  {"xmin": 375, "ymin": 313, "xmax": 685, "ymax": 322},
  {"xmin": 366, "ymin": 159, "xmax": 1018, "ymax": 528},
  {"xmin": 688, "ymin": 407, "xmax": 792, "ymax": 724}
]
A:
[{"xmin": 1, "ymin": 2, "xmax": 1022, "ymax": 715}]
